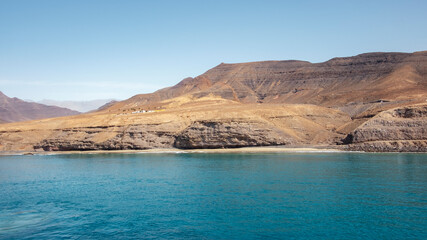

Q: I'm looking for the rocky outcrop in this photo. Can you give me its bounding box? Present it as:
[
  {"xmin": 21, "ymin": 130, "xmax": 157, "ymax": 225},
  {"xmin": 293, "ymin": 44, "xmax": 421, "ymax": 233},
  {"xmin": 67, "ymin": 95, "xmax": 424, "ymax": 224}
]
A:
[
  {"xmin": 344, "ymin": 140, "xmax": 427, "ymax": 152},
  {"xmin": 343, "ymin": 104, "xmax": 427, "ymax": 152},
  {"xmin": 33, "ymin": 120, "xmax": 296, "ymax": 151},
  {"xmin": 174, "ymin": 120, "xmax": 293, "ymax": 149},
  {"xmin": 34, "ymin": 124, "xmax": 178, "ymax": 151}
]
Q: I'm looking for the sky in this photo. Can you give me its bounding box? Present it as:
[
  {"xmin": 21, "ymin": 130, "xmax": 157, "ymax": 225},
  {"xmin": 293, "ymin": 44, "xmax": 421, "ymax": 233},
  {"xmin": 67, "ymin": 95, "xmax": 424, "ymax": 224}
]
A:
[{"xmin": 1, "ymin": 0, "xmax": 426, "ymax": 101}]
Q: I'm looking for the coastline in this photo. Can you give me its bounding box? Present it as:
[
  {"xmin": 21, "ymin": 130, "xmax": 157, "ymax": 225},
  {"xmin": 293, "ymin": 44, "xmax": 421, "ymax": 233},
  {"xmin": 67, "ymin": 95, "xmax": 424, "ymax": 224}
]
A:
[
  {"xmin": 0, "ymin": 146, "xmax": 346, "ymax": 156},
  {"xmin": 2, "ymin": 146, "xmax": 426, "ymax": 156}
]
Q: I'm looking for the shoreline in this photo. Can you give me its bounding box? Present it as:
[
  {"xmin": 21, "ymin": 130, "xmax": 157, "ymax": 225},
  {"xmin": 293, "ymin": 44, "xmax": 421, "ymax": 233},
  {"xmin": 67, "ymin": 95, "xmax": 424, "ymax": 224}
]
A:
[
  {"xmin": 0, "ymin": 146, "xmax": 346, "ymax": 156},
  {"xmin": 1, "ymin": 146, "xmax": 425, "ymax": 156}
]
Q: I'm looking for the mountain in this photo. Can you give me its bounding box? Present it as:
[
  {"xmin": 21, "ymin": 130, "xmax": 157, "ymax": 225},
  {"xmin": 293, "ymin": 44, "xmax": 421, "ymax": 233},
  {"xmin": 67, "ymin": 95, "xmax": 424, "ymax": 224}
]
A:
[
  {"xmin": 0, "ymin": 91, "xmax": 80, "ymax": 123},
  {"xmin": 108, "ymin": 51, "xmax": 427, "ymax": 116},
  {"xmin": 38, "ymin": 99, "xmax": 116, "ymax": 113},
  {"xmin": 0, "ymin": 51, "xmax": 426, "ymax": 152}
]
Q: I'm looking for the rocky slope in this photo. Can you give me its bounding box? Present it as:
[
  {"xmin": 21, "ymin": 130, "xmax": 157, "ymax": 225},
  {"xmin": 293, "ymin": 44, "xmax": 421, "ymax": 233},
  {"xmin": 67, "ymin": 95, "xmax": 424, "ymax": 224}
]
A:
[
  {"xmin": 0, "ymin": 51, "xmax": 426, "ymax": 152},
  {"xmin": 0, "ymin": 91, "xmax": 80, "ymax": 123},
  {"xmin": 108, "ymin": 51, "xmax": 427, "ymax": 116},
  {"xmin": 174, "ymin": 120, "xmax": 293, "ymax": 149},
  {"xmin": 343, "ymin": 104, "xmax": 427, "ymax": 152},
  {"xmin": 0, "ymin": 102, "xmax": 350, "ymax": 151}
]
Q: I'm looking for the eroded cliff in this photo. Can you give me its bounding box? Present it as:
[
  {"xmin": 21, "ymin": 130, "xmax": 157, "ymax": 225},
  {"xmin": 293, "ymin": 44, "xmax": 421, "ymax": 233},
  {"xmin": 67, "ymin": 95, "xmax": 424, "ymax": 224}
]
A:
[
  {"xmin": 343, "ymin": 104, "xmax": 427, "ymax": 152},
  {"xmin": 0, "ymin": 103, "xmax": 350, "ymax": 152}
]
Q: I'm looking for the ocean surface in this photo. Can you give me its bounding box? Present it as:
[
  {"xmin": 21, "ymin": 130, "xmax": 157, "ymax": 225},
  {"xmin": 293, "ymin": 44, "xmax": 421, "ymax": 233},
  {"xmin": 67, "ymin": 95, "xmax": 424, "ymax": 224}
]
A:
[{"xmin": 0, "ymin": 152, "xmax": 426, "ymax": 239}]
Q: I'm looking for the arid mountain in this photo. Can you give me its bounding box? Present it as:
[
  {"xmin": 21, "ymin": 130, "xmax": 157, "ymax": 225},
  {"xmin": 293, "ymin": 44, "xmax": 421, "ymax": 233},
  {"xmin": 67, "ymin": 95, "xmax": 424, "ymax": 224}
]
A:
[
  {"xmin": 0, "ymin": 51, "xmax": 426, "ymax": 152},
  {"xmin": 0, "ymin": 91, "xmax": 80, "ymax": 123},
  {"xmin": 107, "ymin": 51, "xmax": 427, "ymax": 115}
]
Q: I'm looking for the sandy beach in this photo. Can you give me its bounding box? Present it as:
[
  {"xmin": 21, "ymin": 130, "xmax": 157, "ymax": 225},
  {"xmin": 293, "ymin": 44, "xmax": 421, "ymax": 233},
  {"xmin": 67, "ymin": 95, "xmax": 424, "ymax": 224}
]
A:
[{"xmin": 0, "ymin": 146, "xmax": 344, "ymax": 156}]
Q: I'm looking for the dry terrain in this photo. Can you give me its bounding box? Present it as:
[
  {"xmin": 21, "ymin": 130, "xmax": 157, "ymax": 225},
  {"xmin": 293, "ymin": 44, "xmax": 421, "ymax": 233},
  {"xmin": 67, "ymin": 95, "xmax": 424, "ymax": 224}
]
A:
[
  {"xmin": 0, "ymin": 51, "xmax": 426, "ymax": 152},
  {"xmin": 0, "ymin": 97, "xmax": 350, "ymax": 151}
]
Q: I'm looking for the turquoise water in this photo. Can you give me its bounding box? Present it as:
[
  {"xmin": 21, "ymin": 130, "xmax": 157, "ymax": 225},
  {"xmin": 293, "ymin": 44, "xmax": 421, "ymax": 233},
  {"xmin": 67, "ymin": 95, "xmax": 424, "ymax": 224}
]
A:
[{"xmin": 0, "ymin": 153, "xmax": 426, "ymax": 239}]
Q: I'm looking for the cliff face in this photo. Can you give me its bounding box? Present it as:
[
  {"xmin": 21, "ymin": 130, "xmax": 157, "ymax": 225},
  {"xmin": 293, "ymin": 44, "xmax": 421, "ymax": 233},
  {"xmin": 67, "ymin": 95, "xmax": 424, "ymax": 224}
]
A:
[
  {"xmin": 0, "ymin": 103, "xmax": 350, "ymax": 152},
  {"xmin": 34, "ymin": 124, "xmax": 179, "ymax": 151},
  {"xmin": 174, "ymin": 120, "xmax": 293, "ymax": 149},
  {"xmin": 0, "ymin": 91, "xmax": 80, "ymax": 123},
  {"xmin": 344, "ymin": 104, "xmax": 427, "ymax": 152}
]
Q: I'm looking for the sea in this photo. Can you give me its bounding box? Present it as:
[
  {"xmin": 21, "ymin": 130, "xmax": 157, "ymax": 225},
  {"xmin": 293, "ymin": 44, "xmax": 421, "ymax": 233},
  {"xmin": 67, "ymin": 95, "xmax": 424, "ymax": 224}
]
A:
[{"xmin": 0, "ymin": 152, "xmax": 426, "ymax": 239}]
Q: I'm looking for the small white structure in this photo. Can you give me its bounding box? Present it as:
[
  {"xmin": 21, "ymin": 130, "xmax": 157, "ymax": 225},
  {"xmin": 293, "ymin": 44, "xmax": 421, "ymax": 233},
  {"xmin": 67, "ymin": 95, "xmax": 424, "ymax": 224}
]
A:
[{"xmin": 131, "ymin": 110, "xmax": 154, "ymax": 114}]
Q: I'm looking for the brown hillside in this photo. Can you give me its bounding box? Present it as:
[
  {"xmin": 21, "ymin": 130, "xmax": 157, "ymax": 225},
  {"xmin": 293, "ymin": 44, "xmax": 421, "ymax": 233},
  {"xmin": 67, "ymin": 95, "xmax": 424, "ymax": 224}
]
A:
[
  {"xmin": 0, "ymin": 100, "xmax": 350, "ymax": 151},
  {"xmin": 0, "ymin": 91, "xmax": 80, "ymax": 123},
  {"xmin": 106, "ymin": 51, "xmax": 427, "ymax": 115}
]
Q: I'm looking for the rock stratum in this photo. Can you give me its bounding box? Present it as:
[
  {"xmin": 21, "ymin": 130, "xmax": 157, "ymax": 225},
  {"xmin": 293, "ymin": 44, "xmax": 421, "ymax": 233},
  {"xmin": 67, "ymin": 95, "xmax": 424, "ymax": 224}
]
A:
[
  {"xmin": 0, "ymin": 51, "xmax": 426, "ymax": 152},
  {"xmin": 343, "ymin": 104, "xmax": 427, "ymax": 152},
  {"xmin": 0, "ymin": 103, "xmax": 350, "ymax": 151}
]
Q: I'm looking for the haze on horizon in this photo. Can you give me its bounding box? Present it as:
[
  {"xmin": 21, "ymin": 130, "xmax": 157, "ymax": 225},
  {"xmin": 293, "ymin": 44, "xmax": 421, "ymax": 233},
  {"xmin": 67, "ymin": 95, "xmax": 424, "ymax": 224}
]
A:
[{"xmin": 1, "ymin": 0, "xmax": 426, "ymax": 101}]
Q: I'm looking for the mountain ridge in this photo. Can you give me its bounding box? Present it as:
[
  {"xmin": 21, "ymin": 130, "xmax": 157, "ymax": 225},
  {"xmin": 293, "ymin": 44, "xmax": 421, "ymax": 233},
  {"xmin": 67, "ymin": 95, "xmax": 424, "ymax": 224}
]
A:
[
  {"xmin": 105, "ymin": 51, "xmax": 426, "ymax": 113},
  {"xmin": 0, "ymin": 91, "xmax": 80, "ymax": 123}
]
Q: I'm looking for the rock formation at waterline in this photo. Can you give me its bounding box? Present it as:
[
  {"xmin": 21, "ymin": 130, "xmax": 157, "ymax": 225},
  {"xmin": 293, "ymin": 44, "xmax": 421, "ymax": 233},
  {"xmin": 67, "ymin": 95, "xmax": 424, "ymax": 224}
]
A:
[{"xmin": 343, "ymin": 104, "xmax": 427, "ymax": 152}]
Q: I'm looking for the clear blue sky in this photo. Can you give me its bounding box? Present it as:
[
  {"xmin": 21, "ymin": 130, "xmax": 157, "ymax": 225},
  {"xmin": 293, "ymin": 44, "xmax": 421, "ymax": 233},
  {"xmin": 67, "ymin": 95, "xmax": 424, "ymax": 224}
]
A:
[{"xmin": 1, "ymin": 0, "xmax": 426, "ymax": 101}]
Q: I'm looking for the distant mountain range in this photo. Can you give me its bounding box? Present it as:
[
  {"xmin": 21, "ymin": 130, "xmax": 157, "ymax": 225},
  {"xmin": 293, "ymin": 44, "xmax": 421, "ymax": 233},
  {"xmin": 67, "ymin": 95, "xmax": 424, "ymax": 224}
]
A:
[
  {"xmin": 0, "ymin": 91, "xmax": 80, "ymax": 123},
  {"xmin": 38, "ymin": 99, "xmax": 116, "ymax": 113}
]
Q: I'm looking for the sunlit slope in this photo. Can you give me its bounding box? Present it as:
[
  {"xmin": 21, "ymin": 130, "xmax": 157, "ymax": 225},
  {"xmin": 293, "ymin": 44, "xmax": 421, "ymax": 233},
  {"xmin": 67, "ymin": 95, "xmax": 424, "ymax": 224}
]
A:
[
  {"xmin": 106, "ymin": 51, "xmax": 427, "ymax": 115},
  {"xmin": 0, "ymin": 101, "xmax": 350, "ymax": 151}
]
